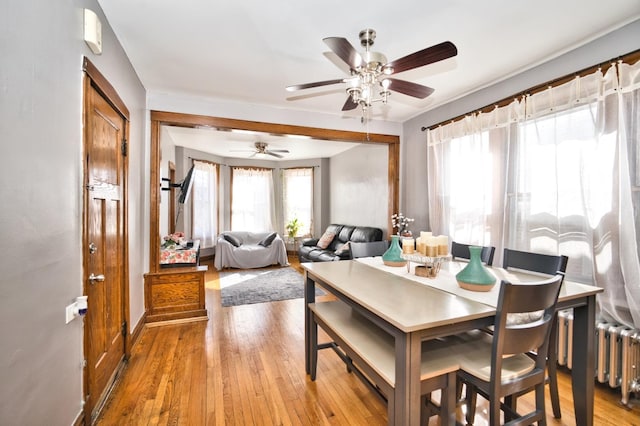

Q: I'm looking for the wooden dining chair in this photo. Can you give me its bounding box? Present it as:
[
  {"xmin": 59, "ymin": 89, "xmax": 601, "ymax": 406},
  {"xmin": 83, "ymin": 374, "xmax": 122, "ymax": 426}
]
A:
[
  {"xmin": 502, "ymin": 248, "xmax": 569, "ymax": 419},
  {"xmin": 451, "ymin": 241, "xmax": 496, "ymax": 266},
  {"xmin": 456, "ymin": 273, "xmax": 565, "ymax": 425}
]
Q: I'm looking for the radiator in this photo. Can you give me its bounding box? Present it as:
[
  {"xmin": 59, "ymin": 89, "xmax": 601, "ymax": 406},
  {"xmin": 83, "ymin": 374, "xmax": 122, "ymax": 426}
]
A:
[{"xmin": 557, "ymin": 310, "xmax": 640, "ymax": 405}]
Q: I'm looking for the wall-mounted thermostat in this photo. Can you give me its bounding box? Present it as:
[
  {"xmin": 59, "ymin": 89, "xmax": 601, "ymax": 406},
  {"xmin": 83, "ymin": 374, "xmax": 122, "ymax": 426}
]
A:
[{"xmin": 84, "ymin": 9, "xmax": 102, "ymax": 55}]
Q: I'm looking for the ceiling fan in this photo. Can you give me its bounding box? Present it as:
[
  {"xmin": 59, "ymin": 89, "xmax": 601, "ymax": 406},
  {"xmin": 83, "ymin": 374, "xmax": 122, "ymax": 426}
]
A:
[
  {"xmin": 286, "ymin": 29, "xmax": 457, "ymax": 115},
  {"xmin": 231, "ymin": 142, "xmax": 290, "ymax": 158}
]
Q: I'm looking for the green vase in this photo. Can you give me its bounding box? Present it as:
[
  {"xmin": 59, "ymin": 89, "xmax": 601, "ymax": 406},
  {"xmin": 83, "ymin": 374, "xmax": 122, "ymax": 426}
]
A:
[
  {"xmin": 382, "ymin": 235, "xmax": 406, "ymax": 267},
  {"xmin": 455, "ymin": 246, "xmax": 496, "ymax": 292}
]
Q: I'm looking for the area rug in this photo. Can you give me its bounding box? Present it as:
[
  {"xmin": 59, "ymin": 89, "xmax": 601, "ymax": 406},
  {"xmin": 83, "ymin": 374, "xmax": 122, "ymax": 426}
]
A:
[{"xmin": 219, "ymin": 267, "xmax": 324, "ymax": 307}]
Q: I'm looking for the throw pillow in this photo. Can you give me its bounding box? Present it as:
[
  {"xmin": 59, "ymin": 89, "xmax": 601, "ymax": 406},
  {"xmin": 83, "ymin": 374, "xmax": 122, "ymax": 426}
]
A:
[
  {"xmin": 223, "ymin": 233, "xmax": 243, "ymax": 247},
  {"xmin": 316, "ymin": 231, "xmax": 335, "ymax": 249},
  {"xmin": 258, "ymin": 232, "xmax": 277, "ymax": 247},
  {"xmin": 334, "ymin": 241, "xmax": 350, "ymax": 256}
]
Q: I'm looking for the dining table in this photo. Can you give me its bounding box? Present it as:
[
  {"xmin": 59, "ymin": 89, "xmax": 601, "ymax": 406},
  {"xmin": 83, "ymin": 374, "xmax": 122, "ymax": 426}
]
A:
[{"xmin": 303, "ymin": 257, "xmax": 603, "ymax": 426}]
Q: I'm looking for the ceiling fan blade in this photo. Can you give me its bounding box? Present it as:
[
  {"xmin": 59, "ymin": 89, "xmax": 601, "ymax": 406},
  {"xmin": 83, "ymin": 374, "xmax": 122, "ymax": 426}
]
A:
[
  {"xmin": 323, "ymin": 37, "xmax": 363, "ymax": 69},
  {"xmin": 386, "ymin": 78, "xmax": 434, "ymax": 99},
  {"xmin": 341, "ymin": 96, "xmax": 359, "ymax": 111},
  {"xmin": 286, "ymin": 78, "xmax": 345, "ymax": 91},
  {"xmin": 384, "ymin": 41, "xmax": 457, "ymax": 75},
  {"xmin": 268, "ymin": 149, "xmax": 289, "ymax": 153},
  {"xmin": 266, "ymin": 151, "xmax": 284, "ymax": 158}
]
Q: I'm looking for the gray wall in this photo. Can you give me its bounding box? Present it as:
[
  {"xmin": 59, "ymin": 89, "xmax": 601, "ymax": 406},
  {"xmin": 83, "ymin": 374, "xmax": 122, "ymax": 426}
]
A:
[
  {"xmin": 329, "ymin": 144, "xmax": 389, "ymax": 235},
  {"xmin": 0, "ymin": 1, "xmax": 146, "ymax": 424},
  {"xmin": 401, "ymin": 19, "xmax": 640, "ymax": 233}
]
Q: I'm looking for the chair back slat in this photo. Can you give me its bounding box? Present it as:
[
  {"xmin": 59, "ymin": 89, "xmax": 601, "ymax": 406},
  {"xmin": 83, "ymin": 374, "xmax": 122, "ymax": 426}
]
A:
[
  {"xmin": 502, "ymin": 281, "xmax": 562, "ymax": 313},
  {"xmin": 503, "ymin": 248, "xmax": 568, "ymax": 275},
  {"xmin": 451, "ymin": 241, "xmax": 496, "ymax": 266},
  {"xmin": 501, "ymin": 321, "xmax": 552, "ymax": 355}
]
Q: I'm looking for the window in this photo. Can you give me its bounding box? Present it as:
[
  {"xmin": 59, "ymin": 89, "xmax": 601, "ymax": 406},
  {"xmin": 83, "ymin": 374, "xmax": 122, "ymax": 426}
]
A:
[
  {"xmin": 231, "ymin": 167, "xmax": 275, "ymax": 232},
  {"xmin": 506, "ymin": 105, "xmax": 617, "ymax": 282},
  {"xmin": 428, "ymin": 61, "xmax": 640, "ymax": 329},
  {"xmin": 428, "ymin": 120, "xmax": 509, "ymax": 250},
  {"xmin": 282, "ymin": 167, "xmax": 313, "ymax": 237}
]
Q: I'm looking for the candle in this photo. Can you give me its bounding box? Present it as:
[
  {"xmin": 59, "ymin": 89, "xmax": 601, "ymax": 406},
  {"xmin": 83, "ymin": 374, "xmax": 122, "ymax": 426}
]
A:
[
  {"xmin": 418, "ymin": 231, "xmax": 431, "ymax": 255},
  {"xmin": 437, "ymin": 235, "xmax": 449, "ymax": 256},
  {"xmin": 425, "ymin": 236, "xmax": 438, "ymax": 257},
  {"xmin": 402, "ymin": 238, "xmax": 415, "ymax": 254},
  {"xmin": 420, "ymin": 231, "xmax": 432, "ymax": 240}
]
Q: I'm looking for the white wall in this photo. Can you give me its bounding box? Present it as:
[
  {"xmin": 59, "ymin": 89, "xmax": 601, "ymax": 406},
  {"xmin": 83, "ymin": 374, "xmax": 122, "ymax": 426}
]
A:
[
  {"xmin": 329, "ymin": 144, "xmax": 389, "ymax": 235},
  {"xmin": 401, "ymin": 19, "xmax": 640, "ymax": 233},
  {"xmin": 0, "ymin": 1, "xmax": 146, "ymax": 424}
]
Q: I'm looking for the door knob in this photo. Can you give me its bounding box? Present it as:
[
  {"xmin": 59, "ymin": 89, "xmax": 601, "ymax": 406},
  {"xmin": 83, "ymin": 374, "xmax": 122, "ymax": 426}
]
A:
[{"xmin": 88, "ymin": 273, "xmax": 105, "ymax": 283}]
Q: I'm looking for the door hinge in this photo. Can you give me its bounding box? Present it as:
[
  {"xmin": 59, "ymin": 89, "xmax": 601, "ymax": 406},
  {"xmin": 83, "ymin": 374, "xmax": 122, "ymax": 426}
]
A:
[
  {"xmin": 121, "ymin": 321, "xmax": 127, "ymax": 337},
  {"xmin": 121, "ymin": 139, "xmax": 128, "ymax": 157}
]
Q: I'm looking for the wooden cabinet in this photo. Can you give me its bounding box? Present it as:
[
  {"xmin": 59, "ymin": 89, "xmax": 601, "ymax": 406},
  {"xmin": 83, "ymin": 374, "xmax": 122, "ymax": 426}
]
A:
[{"xmin": 144, "ymin": 265, "xmax": 208, "ymax": 323}]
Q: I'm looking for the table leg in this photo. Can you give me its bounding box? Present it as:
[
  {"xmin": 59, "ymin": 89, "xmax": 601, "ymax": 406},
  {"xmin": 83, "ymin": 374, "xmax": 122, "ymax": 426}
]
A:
[
  {"xmin": 572, "ymin": 295, "xmax": 596, "ymax": 426},
  {"xmin": 304, "ymin": 271, "xmax": 315, "ymax": 375},
  {"xmin": 394, "ymin": 332, "xmax": 422, "ymax": 425}
]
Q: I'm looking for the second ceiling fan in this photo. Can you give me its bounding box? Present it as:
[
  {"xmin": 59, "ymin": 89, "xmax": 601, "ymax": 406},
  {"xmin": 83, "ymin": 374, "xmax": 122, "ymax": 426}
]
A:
[
  {"xmin": 286, "ymin": 29, "xmax": 457, "ymax": 113},
  {"xmin": 231, "ymin": 142, "xmax": 290, "ymax": 158}
]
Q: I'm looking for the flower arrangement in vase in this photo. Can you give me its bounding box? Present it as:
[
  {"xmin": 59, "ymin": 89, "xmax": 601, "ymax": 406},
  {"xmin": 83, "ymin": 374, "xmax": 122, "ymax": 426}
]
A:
[{"xmin": 391, "ymin": 213, "xmax": 414, "ymax": 237}]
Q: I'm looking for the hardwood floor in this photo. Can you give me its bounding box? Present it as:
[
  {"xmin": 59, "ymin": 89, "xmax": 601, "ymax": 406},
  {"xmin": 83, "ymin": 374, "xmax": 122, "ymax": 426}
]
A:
[{"xmin": 96, "ymin": 257, "xmax": 640, "ymax": 425}]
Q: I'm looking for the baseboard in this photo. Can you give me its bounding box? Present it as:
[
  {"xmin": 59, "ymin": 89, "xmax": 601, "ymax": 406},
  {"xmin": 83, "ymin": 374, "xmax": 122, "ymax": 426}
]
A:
[
  {"xmin": 72, "ymin": 409, "xmax": 84, "ymax": 426},
  {"xmin": 129, "ymin": 311, "xmax": 146, "ymax": 351},
  {"xmin": 145, "ymin": 315, "xmax": 209, "ymax": 328}
]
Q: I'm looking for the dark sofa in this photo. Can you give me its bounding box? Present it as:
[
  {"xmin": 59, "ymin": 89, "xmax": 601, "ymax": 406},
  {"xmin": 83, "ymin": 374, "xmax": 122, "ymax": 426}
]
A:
[{"xmin": 298, "ymin": 224, "xmax": 384, "ymax": 262}]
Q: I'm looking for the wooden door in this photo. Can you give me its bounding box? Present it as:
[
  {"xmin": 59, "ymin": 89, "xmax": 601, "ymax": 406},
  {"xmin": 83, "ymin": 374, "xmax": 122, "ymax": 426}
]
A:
[{"xmin": 83, "ymin": 80, "xmax": 127, "ymax": 422}]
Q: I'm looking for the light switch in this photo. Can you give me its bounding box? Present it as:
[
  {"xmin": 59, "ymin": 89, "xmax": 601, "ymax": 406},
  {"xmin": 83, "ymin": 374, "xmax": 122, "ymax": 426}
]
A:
[{"xmin": 65, "ymin": 303, "xmax": 77, "ymax": 324}]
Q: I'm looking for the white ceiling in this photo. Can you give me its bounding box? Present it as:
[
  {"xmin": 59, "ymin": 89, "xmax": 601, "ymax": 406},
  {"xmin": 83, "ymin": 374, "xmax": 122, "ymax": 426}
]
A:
[
  {"xmin": 162, "ymin": 126, "xmax": 360, "ymax": 161},
  {"xmin": 98, "ymin": 0, "xmax": 640, "ymax": 160}
]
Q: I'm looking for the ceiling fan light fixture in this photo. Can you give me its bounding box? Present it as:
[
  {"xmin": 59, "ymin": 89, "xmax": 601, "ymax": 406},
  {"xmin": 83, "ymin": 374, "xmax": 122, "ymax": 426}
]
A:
[
  {"xmin": 286, "ymin": 28, "xmax": 457, "ymax": 119},
  {"xmin": 347, "ymin": 86, "xmax": 362, "ymax": 103}
]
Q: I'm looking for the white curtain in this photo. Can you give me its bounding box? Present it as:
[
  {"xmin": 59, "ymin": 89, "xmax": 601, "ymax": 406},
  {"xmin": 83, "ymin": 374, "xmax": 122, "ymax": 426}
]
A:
[
  {"xmin": 191, "ymin": 160, "xmax": 217, "ymax": 248},
  {"xmin": 427, "ymin": 59, "xmax": 640, "ymax": 328},
  {"xmin": 231, "ymin": 167, "xmax": 276, "ymax": 232},
  {"xmin": 427, "ymin": 102, "xmax": 519, "ymax": 254},
  {"xmin": 613, "ymin": 59, "xmax": 640, "ymax": 327}
]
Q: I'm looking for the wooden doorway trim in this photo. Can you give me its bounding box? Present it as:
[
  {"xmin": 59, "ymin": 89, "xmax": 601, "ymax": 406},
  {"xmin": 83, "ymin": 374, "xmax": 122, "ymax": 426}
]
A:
[{"xmin": 149, "ymin": 111, "xmax": 400, "ymax": 273}]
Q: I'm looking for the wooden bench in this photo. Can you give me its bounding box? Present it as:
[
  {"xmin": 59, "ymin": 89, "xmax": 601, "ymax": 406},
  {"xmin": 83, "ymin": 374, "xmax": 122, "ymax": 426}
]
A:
[{"xmin": 308, "ymin": 300, "xmax": 460, "ymax": 425}]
